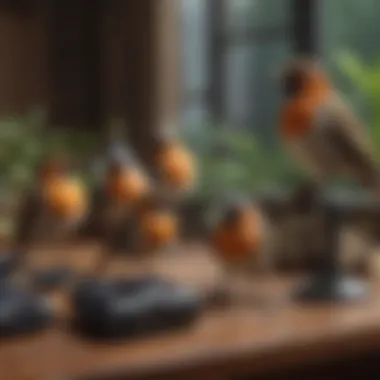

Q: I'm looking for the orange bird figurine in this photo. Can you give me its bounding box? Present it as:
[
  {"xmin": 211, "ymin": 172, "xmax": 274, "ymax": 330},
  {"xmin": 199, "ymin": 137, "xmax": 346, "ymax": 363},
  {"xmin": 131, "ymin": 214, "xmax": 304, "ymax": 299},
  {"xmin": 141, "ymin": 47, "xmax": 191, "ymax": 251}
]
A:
[
  {"xmin": 86, "ymin": 137, "xmax": 151, "ymax": 272},
  {"xmin": 279, "ymin": 58, "xmax": 380, "ymax": 194},
  {"xmin": 152, "ymin": 126, "xmax": 197, "ymax": 201},
  {"xmin": 210, "ymin": 198, "xmax": 273, "ymax": 304},
  {"xmin": 103, "ymin": 194, "xmax": 180, "ymax": 275},
  {"xmin": 136, "ymin": 197, "xmax": 179, "ymax": 254},
  {"xmin": 14, "ymin": 155, "xmax": 88, "ymax": 254}
]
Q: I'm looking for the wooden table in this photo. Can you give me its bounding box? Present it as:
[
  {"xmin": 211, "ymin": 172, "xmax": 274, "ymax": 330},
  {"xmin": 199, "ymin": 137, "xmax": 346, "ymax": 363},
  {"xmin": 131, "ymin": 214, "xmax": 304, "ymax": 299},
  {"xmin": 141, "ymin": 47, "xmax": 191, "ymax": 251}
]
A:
[{"xmin": 2, "ymin": 243, "xmax": 380, "ymax": 380}]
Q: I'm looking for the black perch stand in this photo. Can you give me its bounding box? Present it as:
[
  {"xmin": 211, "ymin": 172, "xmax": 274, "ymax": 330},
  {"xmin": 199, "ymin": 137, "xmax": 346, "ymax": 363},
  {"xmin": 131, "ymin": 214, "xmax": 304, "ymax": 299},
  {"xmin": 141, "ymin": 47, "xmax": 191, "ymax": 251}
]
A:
[{"xmin": 294, "ymin": 197, "xmax": 368, "ymax": 302}]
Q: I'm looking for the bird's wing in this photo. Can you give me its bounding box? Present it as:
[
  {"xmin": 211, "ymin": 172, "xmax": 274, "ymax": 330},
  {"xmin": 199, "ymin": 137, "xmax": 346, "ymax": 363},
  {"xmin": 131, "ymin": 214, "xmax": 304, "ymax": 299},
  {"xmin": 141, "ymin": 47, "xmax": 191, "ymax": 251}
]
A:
[
  {"xmin": 318, "ymin": 93, "xmax": 380, "ymax": 189},
  {"xmin": 284, "ymin": 138, "xmax": 330, "ymax": 183}
]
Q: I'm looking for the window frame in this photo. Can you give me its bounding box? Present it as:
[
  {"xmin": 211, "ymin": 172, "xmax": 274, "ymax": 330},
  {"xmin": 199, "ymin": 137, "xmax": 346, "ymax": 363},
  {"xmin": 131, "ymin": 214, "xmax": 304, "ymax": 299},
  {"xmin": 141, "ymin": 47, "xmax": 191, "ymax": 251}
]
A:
[{"xmin": 181, "ymin": 0, "xmax": 320, "ymax": 126}]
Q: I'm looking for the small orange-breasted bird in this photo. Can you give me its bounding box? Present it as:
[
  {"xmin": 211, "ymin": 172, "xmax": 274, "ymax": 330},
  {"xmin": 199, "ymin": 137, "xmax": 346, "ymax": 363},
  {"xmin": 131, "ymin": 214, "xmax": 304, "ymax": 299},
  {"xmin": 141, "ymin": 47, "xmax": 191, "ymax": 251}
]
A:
[
  {"xmin": 86, "ymin": 139, "xmax": 151, "ymax": 257},
  {"xmin": 94, "ymin": 194, "xmax": 179, "ymax": 275},
  {"xmin": 209, "ymin": 199, "xmax": 273, "ymax": 303},
  {"xmin": 133, "ymin": 195, "xmax": 179, "ymax": 255},
  {"xmin": 152, "ymin": 127, "xmax": 197, "ymax": 201},
  {"xmin": 14, "ymin": 155, "xmax": 88, "ymax": 252},
  {"xmin": 279, "ymin": 58, "xmax": 380, "ymax": 193}
]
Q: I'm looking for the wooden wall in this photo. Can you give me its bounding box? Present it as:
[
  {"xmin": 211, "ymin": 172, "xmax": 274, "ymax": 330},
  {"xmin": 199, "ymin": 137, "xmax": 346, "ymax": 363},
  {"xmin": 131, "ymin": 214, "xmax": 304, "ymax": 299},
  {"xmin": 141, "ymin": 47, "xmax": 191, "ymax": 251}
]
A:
[
  {"xmin": 0, "ymin": 0, "xmax": 180, "ymax": 150},
  {"xmin": 0, "ymin": 0, "xmax": 48, "ymax": 116}
]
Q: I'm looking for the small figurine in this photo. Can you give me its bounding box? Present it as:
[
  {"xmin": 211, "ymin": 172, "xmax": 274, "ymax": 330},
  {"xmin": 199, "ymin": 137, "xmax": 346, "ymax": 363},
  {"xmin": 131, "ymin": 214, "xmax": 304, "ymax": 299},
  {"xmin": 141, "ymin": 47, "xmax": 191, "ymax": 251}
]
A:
[
  {"xmin": 13, "ymin": 155, "xmax": 88, "ymax": 254},
  {"xmin": 209, "ymin": 197, "xmax": 273, "ymax": 306},
  {"xmin": 84, "ymin": 129, "xmax": 151, "ymax": 272},
  {"xmin": 94, "ymin": 190, "xmax": 179, "ymax": 275},
  {"xmin": 279, "ymin": 58, "xmax": 380, "ymax": 193},
  {"xmin": 151, "ymin": 124, "xmax": 197, "ymax": 202},
  {"xmin": 136, "ymin": 195, "xmax": 179, "ymax": 256},
  {"xmin": 10, "ymin": 154, "xmax": 88, "ymax": 288},
  {"xmin": 278, "ymin": 57, "xmax": 380, "ymax": 301}
]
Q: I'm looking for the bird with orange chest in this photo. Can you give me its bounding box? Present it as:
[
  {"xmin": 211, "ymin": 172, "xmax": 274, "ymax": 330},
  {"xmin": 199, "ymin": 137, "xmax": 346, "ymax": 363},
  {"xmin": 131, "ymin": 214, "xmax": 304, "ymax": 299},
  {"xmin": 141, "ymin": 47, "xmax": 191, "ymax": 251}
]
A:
[
  {"xmin": 94, "ymin": 193, "xmax": 179, "ymax": 275},
  {"xmin": 104, "ymin": 160, "xmax": 150, "ymax": 209},
  {"xmin": 134, "ymin": 195, "xmax": 179, "ymax": 259},
  {"xmin": 13, "ymin": 155, "xmax": 89, "ymax": 254},
  {"xmin": 278, "ymin": 58, "xmax": 380, "ymax": 303},
  {"xmin": 209, "ymin": 198, "xmax": 273, "ymax": 305},
  {"xmin": 85, "ymin": 136, "xmax": 156, "ymax": 274},
  {"xmin": 83, "ymin": 136, "xmax": 150, "ymax": 237},
  {"xmin": 152, "ymin": 127, "xmax": 197, "ymax": 201},
  {"xmin": 279, "ymin": 58, "xmax": 380, "ymax": 194}
]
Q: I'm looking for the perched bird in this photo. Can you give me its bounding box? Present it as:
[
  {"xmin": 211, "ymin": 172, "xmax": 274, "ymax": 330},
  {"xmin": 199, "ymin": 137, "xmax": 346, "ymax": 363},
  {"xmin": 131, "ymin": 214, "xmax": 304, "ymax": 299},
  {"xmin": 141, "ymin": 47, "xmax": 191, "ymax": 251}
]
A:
[
  {"xmin": 13, "ymin": 155, "xmax": 88, "ymax": 256},
  {"xmin": 152, "ymin": 127, "xmax": 197, "ymax": 201},
  {"xmin": 94, "ymin": 193, "xmax": 179, "ymax": 275},
  {"xmin": 84, "ymin": 136, "xmax": 151, "ymax": 272},
  {"xmin": 209, "ymin": 198, "xmax": 273, "ymax": 304},
  {"xmin": 279, "ymin": 58, "xmax": 380, "ymax": 194},
  {"xmin": 135, "ymin": 196, "xmax": 179, "ymax": 254}
]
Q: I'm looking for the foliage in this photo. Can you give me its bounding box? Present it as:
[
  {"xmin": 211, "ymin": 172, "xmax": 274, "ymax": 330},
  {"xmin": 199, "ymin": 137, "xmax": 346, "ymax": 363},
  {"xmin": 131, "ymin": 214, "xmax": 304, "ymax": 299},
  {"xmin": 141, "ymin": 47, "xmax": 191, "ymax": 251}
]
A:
[
  {"xmin": 335, "ymin": 51, "xmax": 380, "ymax": 158},
  {"xmin": 181, "ymin": 124, "xmax": 303, "ymax": 199},
  {"xmin": 0, "ymin": 110, "xmax": 303, "ymax": 205},
  {"xmin": 0, "ymin": 108, "xmax": 100, "ymax": 200}
]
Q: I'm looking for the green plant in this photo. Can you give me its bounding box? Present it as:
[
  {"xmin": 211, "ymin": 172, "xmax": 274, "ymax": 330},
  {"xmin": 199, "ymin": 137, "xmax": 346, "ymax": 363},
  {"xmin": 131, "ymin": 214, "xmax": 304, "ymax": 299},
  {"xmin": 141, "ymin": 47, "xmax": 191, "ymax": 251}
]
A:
[
  {"xmin": 181, "ymin": 124, "xmax": 302, "ymax": 198},
  {"xmin": 0, "ymin": 108, "xmax": 101, "ymax": 199},
  {"xmin": 335, "ymin": 50, "xmax": 380, "ymax": 158}
]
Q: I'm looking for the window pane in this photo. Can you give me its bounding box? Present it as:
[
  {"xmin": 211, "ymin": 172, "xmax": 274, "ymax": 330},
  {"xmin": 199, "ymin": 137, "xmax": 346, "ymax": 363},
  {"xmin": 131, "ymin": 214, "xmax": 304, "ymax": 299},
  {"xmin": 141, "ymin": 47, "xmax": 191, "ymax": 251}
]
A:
[
  {"xmin": 249, "ymin": 40, "xmax": 292, "ymax": 142},
  {"xmin": 224, "ymin": 45, "xmax": 250, "ymax": 128},
  {"xmin": 223, "ymin": 38, "xmax": 292, "ymax": 130},
  {"xmin": 181, "ymin": 100, "xmax": 209, "ymax": 127},
  {"xmin": 180, "ymin": 0, "xmax": 209, "ymax": 93},
  {"xmin": 226, "ymin": 0, "xmax": 290, "ymax": 31},
  {"xmin": 225, "ymin": 0, "xmax": 252, "ymax": 31}
]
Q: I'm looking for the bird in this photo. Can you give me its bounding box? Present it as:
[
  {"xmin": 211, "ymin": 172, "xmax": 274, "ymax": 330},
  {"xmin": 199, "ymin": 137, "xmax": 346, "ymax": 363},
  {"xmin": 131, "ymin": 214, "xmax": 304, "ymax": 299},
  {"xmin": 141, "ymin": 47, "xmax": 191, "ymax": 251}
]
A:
[
  {"xmin": 135, "ymin": 195, "xmax": 179, "ymax": 254},
  {"xmin": 209, "ymin": 198, "xmax": 273, "ymax": 305},
  {"xmin": 151, "ymin": 125, "xmax": 197, "ymax": 202},
  {"xmin": 84, "ymin": 132, "xmax": 152, "ymax": 273},
  {"xmin": 13, "ymin": 155, "xmax": 89, "ymax": 264},
  {"xmin": 279, "ymin": 58, "xmax": 380, "ymax": 195}
]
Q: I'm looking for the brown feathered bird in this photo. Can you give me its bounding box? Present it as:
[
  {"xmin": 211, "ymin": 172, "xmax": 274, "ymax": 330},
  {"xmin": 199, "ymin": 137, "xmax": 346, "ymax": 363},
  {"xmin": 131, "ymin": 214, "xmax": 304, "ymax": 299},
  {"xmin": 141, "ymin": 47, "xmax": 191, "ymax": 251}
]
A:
[
  {"xmin": 152, "ymin": 127, "xmax": 197, "ymax": 201},
  {"xmin": 13, "ymin": 155, "xmax": 88, "ymax": 255},
  {"xmin": 85, "ymin": 139, "xmax": 151, "ymax": 273},
  {"xmin": 210, "ymin": 199, "xmax": 273, "ymax": 304},
  {"xmin": 135, "ymin": 196, "xmax": 179, "ymax": 255},
  {"xmin": 279, "ymin": 58, "xmax": 380, "ymax": 194}
]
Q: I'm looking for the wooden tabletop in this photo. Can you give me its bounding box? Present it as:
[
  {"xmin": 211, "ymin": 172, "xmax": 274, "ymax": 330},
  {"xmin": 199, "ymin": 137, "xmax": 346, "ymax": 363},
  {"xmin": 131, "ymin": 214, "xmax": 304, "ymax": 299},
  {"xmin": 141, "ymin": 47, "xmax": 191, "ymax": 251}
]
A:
[{"xmin": 2, "ymin": 243, "xmax": 380, "ymax": 380}]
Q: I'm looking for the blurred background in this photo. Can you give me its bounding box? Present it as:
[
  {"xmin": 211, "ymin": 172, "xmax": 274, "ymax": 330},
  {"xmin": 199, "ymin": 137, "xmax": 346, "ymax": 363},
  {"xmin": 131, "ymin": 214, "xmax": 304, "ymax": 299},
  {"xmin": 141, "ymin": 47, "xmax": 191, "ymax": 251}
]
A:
[{"xmin": 0, "ymin": 0, "xmax": 380, "ymax": 235}]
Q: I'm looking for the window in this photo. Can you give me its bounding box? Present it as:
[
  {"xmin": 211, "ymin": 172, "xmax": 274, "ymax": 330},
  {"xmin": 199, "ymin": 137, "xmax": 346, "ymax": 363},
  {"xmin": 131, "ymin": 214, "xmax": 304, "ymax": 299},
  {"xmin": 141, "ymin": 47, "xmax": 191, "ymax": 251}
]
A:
[
  {"xmin": 180, "ymin": 0, "xmax": 210, "ymax": 126},
  {"xmin": 180, "ymin": 0, "xmax": 299, "ymax": 196}
]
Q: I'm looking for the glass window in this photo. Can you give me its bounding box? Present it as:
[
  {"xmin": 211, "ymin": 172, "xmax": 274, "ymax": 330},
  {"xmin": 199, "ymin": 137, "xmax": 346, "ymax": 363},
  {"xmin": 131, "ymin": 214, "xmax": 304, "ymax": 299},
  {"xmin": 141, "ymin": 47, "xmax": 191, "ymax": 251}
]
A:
[
  {"xmin": 226, "ymin": 0, "xmax": 290, "ymax": 31},
  {"xmin": 180, "ymin": 0, "xmax": 297, "ymax": 195},
  {"xmin": 180, "ymin": 0, "xmax": 209, "ymax": 95},
  {"xmin": 224, "ymin": 45, "xmax": 251, "ymax": 128}
]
